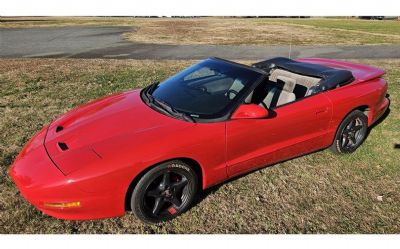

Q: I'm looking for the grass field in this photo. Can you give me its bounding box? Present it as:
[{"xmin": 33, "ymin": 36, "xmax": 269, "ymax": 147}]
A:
[
  {"xmin": 0, "ymin": 58, "xmax": 399, "ymax": 233},
  {"xmin": 1, "ymin": 17, "xmax": 400, "ymax": 45}
]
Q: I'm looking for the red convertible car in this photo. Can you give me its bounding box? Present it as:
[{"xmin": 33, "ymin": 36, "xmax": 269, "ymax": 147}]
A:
[{"xmin": 10, "ymin": 57, "xmax": 389, "ymax": 223}]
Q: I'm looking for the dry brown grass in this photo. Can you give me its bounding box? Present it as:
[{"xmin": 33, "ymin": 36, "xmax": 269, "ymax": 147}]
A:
[
  {"xmin": 125, "ymin": 18, "xmax": 400, "ymax": 45},
  {"xmin": 1, "ymin": 17, "xmax": 400, "ymax": 45},
  {"xmin": 0, "ymin": 58, "xmax": 399, "ymax": 233},
  {"xmin": 123, "ymin": 18, "xmax": 334, "ymax": 45}
]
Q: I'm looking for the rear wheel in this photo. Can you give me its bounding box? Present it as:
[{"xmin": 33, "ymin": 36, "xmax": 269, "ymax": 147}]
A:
[
  {"xmin": 330, "ymin": 110, "xmax": 368, "ymax": 154},
  {"xmin": 130, "ymin": 160, "xmax": 198, "ymax": 224}
]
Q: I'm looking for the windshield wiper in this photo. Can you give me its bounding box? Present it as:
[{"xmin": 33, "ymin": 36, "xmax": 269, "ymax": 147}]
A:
[
  {"xmin": 143, "ymin": 83, "xmax": 195, "ymax": 123},
  {"xmin": 154, "ymin": 99, "xmax": 195, "ymax": 123}
]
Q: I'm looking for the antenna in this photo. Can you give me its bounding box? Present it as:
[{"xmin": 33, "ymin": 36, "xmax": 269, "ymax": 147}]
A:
[{"xmin": 288, "ymin": 28, "xmax": 292, "ymax": 59}]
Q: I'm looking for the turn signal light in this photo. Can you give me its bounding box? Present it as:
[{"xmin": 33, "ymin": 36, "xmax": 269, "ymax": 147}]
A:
[{"xmin": 43, "ymin": 201, "xmax": 81, "ymax": 208}]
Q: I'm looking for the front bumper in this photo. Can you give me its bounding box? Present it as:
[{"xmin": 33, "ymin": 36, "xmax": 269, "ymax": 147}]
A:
[{"xmin": 9, "ymin": 126, "xmax": 125, "ymax": 220}]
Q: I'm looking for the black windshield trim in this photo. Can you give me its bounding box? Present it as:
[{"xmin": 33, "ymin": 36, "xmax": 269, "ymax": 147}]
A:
[{"xmin": 210, "ymin": 57, "xmax": 268, "ymax": 75}]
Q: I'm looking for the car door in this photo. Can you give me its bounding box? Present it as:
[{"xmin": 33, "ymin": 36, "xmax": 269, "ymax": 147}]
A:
[{"xmin": 226, "ymin": 92, "xmax": 333, "ymax": 177}]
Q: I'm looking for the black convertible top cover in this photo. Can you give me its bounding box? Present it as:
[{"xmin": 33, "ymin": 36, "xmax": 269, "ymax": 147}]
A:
[{"xmin": 252, "ymin": 57, "xmax": 354, "ymax": 92}]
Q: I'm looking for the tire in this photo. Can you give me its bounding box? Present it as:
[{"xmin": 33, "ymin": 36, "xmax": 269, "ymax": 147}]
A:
[
  {"xmin": 330, "ymin": 110, "xmax": 368, "ymax": 154},
  {"xmin": 130, "ymin": 160, "xmax": 198, "ymax": 224}
]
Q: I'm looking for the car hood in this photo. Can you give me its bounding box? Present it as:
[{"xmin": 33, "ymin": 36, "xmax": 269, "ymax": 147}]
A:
[{"xmin": 45, "ymin": 89, "xmax": 192, "ymax": 175}]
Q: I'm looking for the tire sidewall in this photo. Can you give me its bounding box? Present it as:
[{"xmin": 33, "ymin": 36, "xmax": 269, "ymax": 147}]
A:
[
  {"xmin": 333, "ymin": 110, "xmax": 368, "ymax": 154},
  {"xmin": 131, "ymin": 160, "xmax": 198, "ymax": 223}
]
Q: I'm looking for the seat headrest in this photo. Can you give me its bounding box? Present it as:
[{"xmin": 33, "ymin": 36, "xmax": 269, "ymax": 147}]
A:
[{"xmin": 276, "ymin": 75, "xmax": 296, "ymax": 92}]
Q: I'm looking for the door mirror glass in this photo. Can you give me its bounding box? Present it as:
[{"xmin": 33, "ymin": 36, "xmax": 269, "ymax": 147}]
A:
[{"xmin": 231, "ymin": 104, "xmax": 269, "ymax": 119}]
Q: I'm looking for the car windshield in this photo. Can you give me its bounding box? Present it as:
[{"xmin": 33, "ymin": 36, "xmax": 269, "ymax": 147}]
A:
[{"xmin": 143, "ymin": 58, "xmax": 262, "ymax": 119}]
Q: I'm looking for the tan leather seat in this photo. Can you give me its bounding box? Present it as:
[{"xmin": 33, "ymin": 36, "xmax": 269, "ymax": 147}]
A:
[
  {"xmin": 261, "ymin": 88, "xmax": 296, "ymax": 108},
  {"xmin": 228, "ymin": 79, "xmax": 253, "ymax": 103},
  {"xmin": 276, "ymin": 90, "xmax": 296, "ymax": 107},
  {"xmin": 270, "ymin": 69, "xmax": 321, "ymax": 98},
  {"xmin": 260, "ymin": 76, "xmax": 296, "ymax": 108}
]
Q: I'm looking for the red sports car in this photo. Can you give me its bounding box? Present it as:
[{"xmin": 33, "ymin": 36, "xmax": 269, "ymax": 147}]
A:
[{"xmin": 10, "ymin": 57, "xmax": 389, "ymax": 223}]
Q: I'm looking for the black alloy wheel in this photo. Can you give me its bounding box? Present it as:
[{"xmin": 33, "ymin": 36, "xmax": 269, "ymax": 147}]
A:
[
  {"xmin": 131, "ymin": 160, "xmax": 198, "ymax": 223},
  {"xmin": 330, "ymin": 110, "xmax": 368, "ymax": 154}
]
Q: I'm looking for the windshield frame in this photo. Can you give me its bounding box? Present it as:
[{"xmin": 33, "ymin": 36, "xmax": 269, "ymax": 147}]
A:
[{"xmin": 141, "ymin": 57, "xmax": 267, "ymax": 123}]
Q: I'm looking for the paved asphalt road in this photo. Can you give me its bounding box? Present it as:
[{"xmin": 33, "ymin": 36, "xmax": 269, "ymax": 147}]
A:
[{"xmin": 1, "ymin": 26, "xmax": 400, "ymax": 60}]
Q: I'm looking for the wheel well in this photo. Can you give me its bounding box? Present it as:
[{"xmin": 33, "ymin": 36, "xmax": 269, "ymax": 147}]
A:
[
  {"xmin": 331, "ymin": 105, "xmax": 371, "ymax": 145},
  {"xmin": 338, "ymin": 105, "xmax": 370, "ymax": 129},
  {"xmin": 124, "ymin": 157, "xmax": 203, "ymax": 211},
  {"xmin": 353, "ymin": 105, "xmax": 371, "ymax": 124}
]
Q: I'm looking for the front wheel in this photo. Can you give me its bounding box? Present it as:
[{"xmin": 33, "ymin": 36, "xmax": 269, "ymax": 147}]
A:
[
  {"xmin": 130, "ymin": 160, "xmax": 198, "ymax": 224},
  {"xmin": 330, "ymin": 110, "xmax": 368, "ymax": 154}
]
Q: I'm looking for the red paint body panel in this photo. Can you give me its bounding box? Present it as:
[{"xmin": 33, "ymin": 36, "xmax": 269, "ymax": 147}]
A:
[
  {"xmin": 226, "ymin": 92, "xmax": 333, "ymax": 176},
  {"xmin": 9, "ymin": 126, "xmax": 125, "ymax": 219},
  {"xmin": 10, "ymin": 58, "xmax": 390, "ymax": 220}
]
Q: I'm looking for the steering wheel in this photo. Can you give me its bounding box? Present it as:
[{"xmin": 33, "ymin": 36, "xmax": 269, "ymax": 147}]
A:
[
  {"xmin": 226, "ymin": 89, "xmax": 239, "ymax": 100},
  {"xmin": 188, "ymin": 86, "xmax": 210, "ymax": 94},
  {"xmin": 197, "ymin": 86, "xmax": 209, "ymax": 94}
]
